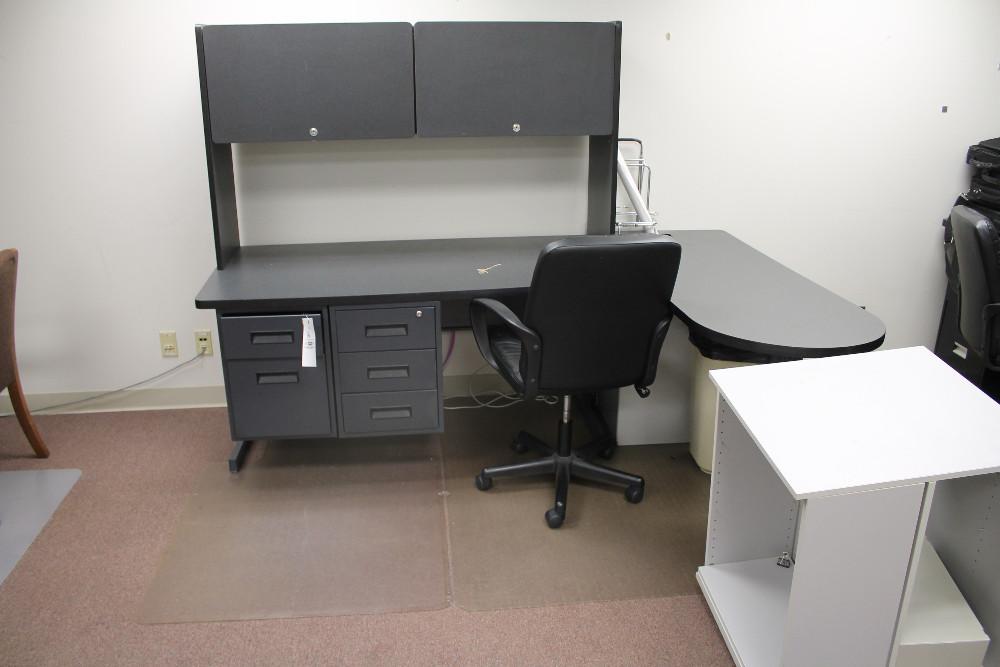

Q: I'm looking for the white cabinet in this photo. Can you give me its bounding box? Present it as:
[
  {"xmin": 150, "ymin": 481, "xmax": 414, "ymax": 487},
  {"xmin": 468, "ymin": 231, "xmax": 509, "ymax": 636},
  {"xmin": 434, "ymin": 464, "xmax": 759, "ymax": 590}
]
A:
[{"xmin": 698, "ymin": 347, "xmax": 998, "ymax": 667}]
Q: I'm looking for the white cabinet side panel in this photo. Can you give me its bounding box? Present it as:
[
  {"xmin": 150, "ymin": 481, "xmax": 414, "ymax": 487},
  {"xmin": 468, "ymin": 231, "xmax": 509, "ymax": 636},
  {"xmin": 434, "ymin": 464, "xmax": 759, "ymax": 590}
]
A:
[
  {"xmin": 888, "ymin": 483, "xmax": 935, "ymax": 667},
  {"xmin": 782, "ymin": 483, "xmax": 926, "ymax": 667},
  {"xmin": 928, "ymin": 473, "xmax": 1000, "ymax": 667},
  {"xmin": 707, "ymin": 398, "xmax": 799, "ymax": 565}
]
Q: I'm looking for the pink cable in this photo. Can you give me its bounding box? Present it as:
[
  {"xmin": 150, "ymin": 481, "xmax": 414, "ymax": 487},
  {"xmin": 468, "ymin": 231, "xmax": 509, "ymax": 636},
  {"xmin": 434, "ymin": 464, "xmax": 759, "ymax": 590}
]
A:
[{"xmin": 442, "ymin": 330, "xmax": 457, "ymax": 368}]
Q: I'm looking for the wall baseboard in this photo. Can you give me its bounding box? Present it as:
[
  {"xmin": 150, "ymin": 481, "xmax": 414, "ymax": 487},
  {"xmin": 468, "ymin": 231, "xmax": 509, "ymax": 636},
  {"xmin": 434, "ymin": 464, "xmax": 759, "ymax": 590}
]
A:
[
  {"xmin": 0, "ymin": 385, "xmax": 228, "ymax": 415},
  {"xmin": 2, "ymin": 376, "xmax": 690, "ymax": 452},
  {"xmin": 1, "ymin": 375, "xmax": 502, "ymax": 416}
]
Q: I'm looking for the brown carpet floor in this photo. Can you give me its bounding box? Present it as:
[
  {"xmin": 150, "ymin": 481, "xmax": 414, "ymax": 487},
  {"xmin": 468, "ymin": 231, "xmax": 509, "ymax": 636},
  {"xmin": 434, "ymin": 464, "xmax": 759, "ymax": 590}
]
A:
[
  {"xmin": 444, "ymin": 403, "xmax": 710, "ymax": 611},
  {"xmin": 0, "ymin": 407, "xmax": 733, "ymax": 666},
  {"xmin": 140, "ymin": 435, "xmax": 451, "ymax": 623}
]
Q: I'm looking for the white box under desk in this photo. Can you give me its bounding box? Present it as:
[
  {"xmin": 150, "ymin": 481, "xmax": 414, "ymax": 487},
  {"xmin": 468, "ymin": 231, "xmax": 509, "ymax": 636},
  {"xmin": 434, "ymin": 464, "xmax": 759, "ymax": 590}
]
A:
[{"xmin": 698, "ymin": 347, "xmax": 999, "ymax": 667}]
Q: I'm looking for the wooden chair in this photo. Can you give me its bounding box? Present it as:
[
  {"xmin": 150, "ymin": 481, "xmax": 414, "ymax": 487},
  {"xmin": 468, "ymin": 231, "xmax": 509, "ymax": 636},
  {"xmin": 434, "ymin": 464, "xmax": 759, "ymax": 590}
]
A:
[{"xmin": 1, "ymin": 249, "xmax": 49, "ymax": 458}]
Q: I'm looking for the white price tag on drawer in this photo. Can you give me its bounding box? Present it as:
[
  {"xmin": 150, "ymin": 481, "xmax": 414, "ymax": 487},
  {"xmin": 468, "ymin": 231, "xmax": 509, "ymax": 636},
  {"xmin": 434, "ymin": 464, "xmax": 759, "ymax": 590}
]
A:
[{"xmin": 301, "ymin": 317, "xmax": 317, "ymax": 368}]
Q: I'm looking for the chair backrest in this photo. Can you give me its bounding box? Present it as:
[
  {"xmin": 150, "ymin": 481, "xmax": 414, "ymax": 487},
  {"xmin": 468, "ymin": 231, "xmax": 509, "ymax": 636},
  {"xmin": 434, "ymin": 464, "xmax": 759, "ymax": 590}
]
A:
[
  {"xmin": 0, "ymin": 249, "xmax": 18, "ymax": 389},
  {"xmin": 522, "ymin": 234, "xmax": 682, "ymax": 394},
  {"xmin": 952, "ymin": 205, "xmax": 1000, "ymax": 359}
]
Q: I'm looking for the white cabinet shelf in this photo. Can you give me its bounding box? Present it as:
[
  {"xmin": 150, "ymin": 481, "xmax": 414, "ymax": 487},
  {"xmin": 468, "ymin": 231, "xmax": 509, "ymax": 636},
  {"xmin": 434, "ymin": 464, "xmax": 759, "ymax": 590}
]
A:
[
  {"xmin": 897, "ymin": 539, "xmax": 988, "ymax": 667},
  {"xmin": 696, "ymin": 558, "xmax": 792, "ymax": 667}
]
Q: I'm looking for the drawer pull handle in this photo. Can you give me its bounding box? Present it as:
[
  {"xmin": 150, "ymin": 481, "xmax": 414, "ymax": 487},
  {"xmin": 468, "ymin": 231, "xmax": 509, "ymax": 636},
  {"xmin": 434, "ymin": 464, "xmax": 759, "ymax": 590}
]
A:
[
  {"xmin": 257, "ymin": 372, "xmax": 299, "ymax": 385},
  {"xmin": 370, "ymin": 406, "xmax": 412, "ymax": 420},
  {"xmin": 251, "ymin": 331, "xmax": 294, "ymax": 345},
  {"xmin": 365, "ymin": 324, "xmax": 407, "ymax": 338},
  {"xmin": 367, "ymin": 365, "xmax": 410, "ymax": 380}
]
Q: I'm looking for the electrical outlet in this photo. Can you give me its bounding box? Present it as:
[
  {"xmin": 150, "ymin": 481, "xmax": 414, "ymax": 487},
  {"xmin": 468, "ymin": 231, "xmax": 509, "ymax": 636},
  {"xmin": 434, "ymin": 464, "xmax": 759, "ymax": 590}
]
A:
[
  {"xmin": 160, "ymin": 330, "xmax": 179, "ymax": 357},
  {"xmin": 194, "ymin": 330, "xmax": 213, "ymax": 356}
]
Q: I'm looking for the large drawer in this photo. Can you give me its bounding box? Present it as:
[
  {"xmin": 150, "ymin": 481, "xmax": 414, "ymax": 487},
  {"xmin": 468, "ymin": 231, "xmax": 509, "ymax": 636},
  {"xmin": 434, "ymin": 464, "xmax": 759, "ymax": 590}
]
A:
[
  {"xmin": 220, "ymin": 313, "xmax": 324, "ymax": 360},
  {"xmin": 340, "ymin": 390, "xmax": 440, "ymax": 435},
  {"xmin": 338, "ymin": 349, "xmax": 438, "ymax": 393},
  {"xmin": 334, "ymin": 306, "xmax": 436, "ymax": 352},
  {"xmin": 226, "ymin": 358, "xmax": 332, "ymax": 439}
]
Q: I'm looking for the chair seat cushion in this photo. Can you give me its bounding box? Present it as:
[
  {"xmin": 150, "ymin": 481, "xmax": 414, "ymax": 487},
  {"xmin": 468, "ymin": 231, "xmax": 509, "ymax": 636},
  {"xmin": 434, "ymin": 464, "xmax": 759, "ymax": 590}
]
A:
[{"xmin": 488, "ymin": 330, "xmax": 524, "ymax": 391}]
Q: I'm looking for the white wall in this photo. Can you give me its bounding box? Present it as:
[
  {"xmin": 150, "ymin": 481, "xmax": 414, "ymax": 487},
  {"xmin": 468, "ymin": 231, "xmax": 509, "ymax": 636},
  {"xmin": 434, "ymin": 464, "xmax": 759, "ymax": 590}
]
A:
[
  {"xmin": 235, "ymin": 137, "xmax": 589, "ymax": 245},
  {"xmin": 1, "ymin": 1, "xmax": 998, "ymax": 414}
]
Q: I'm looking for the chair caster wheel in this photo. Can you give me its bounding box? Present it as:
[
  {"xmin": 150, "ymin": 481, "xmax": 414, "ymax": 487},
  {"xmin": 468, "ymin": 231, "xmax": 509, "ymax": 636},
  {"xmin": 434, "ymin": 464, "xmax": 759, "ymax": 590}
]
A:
[
  {"xmin": 545, "ymin": 507, "xmax": 565, "ymax": 529},
  {"xmin": 511, "ymin": 437, "xmax": 530, "ymax": 454},
  {"xmin": 625, "ymin": 483, "xmax": 644, "ymax": 504},
  {"xmin": 475, "ymin": 473, "xmax": 493, "ymax": 491},
  {"xmin": 598, "ymin": 445, "xmax": 616, "ymax": 460}
]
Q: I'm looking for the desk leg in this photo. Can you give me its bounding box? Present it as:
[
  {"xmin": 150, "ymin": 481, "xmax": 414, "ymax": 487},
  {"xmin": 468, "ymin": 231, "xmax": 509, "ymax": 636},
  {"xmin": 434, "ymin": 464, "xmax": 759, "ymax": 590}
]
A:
[
  {"xmin": 575, "ymin": 392, "xmax": 618, "ymax": 459},
  {"xmin": 228, "ymin": 440, "xmax": 252, "ymax": 473}
]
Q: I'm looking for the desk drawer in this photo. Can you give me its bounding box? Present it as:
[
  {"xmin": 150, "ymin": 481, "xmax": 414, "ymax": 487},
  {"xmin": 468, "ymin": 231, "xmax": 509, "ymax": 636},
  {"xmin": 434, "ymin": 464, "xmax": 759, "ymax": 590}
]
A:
[
  {"xmin": 220, "ymin": 313, "xmax": 324, "ymax": 360},
  {"xmin": 340, "ymin": 390, "xmax": 440, "ymax": 435},
  {"xmin": 334, "ymin": 306, "xmax": 436, "ymax": 352},
  {"xmin": 338, "ymin": 350, "xmax": 438, "ymax": 393},
  {"xmin": 226, "ymin": 359, "xmax": 332, "ymax": 439}
]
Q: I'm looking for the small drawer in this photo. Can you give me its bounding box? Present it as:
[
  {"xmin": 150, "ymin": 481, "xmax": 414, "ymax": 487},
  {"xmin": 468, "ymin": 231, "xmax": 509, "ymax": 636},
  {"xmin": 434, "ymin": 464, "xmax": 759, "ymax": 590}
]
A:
[
  {"xmin": 220, "ymin": 313, "xmax": 324, "ymax": 360},
  {"xmin": 340, "ymin": 390, "xmax": 440, "ymax": 435},
  {"xmin": 334, "ymin": 306, "xmax": 436, "ymax": 352},
  {"xmin": 226, "ymin": 359, "xmax": 332, "ymax": 440},
  {"xmin": 338, "ymin": 350, "xmax": 438, "ymax": 393}
]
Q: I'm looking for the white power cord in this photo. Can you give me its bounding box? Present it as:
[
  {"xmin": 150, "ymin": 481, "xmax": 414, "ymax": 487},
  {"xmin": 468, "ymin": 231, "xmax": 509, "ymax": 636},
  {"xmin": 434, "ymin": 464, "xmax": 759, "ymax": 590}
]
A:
[
  {"xmin": 443, "ymin": 365, "xmax": 558, "ymax": 410},
  {"xmin": 7, "ymin": 352, "xmax": 551, "ymax": 418},
  {"xmin": 0, "ymin": 351, "xmax": 206, "ymax": 417}
]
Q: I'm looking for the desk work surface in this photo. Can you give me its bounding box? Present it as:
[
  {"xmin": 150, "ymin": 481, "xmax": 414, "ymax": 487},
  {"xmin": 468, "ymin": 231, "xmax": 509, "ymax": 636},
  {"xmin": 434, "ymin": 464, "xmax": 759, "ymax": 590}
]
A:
[
  {"xmin": 710, "ymin": 346, "xmax": 1000, "ymax": 499},
  {"xmin": 668, "ymin": 230, "xmax": 884, "ymax": 358},
  {"xmin": 195, "ymin": 235, "xmax": 558, "ymax": 310},
  {"xmin": 195, "ymin": 230, "xmax": 885, "ymax": 357}
]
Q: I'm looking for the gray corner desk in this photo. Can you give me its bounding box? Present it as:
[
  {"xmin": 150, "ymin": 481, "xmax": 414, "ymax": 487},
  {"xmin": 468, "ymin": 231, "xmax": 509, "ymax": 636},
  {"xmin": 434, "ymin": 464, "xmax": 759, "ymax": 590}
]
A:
[
  {"xmin": 195, "ymin": 231, "xmax": 885, "ymax": 468},
  {"xmin": 191, "ymin": 21, "xmax": 885, "ymax": 469}
]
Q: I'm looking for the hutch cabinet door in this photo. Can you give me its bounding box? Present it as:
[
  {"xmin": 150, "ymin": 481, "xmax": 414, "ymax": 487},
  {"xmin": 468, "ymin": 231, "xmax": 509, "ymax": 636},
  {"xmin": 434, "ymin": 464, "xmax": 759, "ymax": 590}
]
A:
[
  {"xmin": 201, "ymin": 23, "xmax": 415, "ymax": 143},
  {"xmin": 414, "ymin": 22, "xmax": 617, "ymax": 138}
]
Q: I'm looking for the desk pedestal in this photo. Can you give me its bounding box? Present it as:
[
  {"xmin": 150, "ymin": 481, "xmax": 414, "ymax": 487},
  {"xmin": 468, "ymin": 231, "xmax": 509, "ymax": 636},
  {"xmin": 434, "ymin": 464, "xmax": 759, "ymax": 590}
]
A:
[{"xmin": 688, "ymin": 352, "xmax": 751, "ymax": 473}]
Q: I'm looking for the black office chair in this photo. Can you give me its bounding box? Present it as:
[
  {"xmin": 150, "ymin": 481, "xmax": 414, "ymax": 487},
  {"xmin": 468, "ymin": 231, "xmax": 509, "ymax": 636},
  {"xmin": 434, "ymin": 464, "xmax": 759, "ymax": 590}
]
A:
[
  {"xmin": 952, "ymin": 205, "xmax": 1000, "ymax": 371},
  {"xmin": 469, "ymin": 234, "xmax": 683, "ymax": 528}
]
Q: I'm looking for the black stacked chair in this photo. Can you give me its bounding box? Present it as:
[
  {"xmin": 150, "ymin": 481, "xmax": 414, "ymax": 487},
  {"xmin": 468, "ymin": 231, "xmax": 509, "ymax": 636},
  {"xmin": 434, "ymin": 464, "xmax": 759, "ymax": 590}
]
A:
[
  {"xmin": 935, "ymin": 139, "xmax": 1000, "ymax": 392},
  {"xmin": 468, "ymin": 234, "xmax": 682, "ymax": 528},
  {"xmin": 964, "ymin": 138, "xmax": 1000, "ymax": 222},
  {"xmin": 951, "ymin": 205, "xmax": 1000, "ymax": 374}
]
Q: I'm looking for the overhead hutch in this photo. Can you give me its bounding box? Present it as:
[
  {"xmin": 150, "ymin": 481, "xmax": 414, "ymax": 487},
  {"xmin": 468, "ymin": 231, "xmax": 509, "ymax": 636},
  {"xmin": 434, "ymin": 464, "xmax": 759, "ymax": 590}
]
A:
[{"xmin": 193, "ymin": 22, "xmax": 623, "ymax": 466}]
